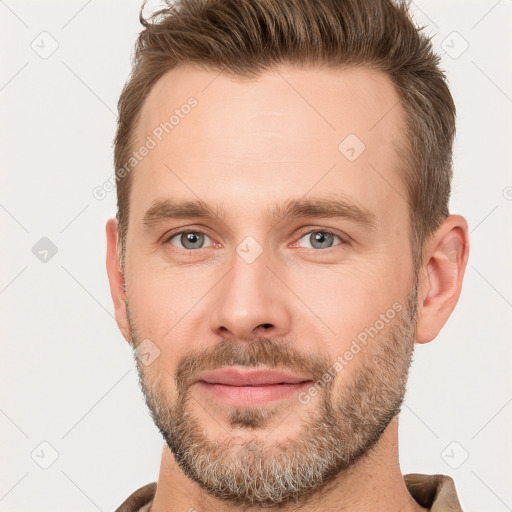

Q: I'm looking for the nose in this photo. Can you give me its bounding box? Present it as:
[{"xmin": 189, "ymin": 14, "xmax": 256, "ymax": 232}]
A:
[{"xmin": 209, "ymin": 249, "xmax": 292, "ymax": 342}]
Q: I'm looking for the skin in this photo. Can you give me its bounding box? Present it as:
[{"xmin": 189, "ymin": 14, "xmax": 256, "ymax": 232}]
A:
[{"xmin": 106, "ymin": 63, "xmax": 469, "ymax": 511}]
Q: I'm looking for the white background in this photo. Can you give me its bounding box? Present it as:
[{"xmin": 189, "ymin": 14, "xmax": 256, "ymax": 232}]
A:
[{"xmin": 1, "ymin": 1, "xmax": 511, "ymax": 510}]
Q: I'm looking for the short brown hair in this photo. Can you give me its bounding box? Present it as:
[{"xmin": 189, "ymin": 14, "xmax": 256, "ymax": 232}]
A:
[{"xmin": 114, "ymin": 0, "xmax": 456, "ymax": 271}]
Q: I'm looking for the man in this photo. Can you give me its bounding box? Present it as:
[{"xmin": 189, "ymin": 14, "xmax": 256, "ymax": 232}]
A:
[{"xmin": 107, "ymin": 0, "xmax": 469, "ymax": 510}]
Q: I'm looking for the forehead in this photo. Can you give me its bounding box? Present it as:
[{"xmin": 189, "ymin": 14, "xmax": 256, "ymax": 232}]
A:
[{"xmin": 129, "ymin": 63, "xmax": 408, "ymax": 228}]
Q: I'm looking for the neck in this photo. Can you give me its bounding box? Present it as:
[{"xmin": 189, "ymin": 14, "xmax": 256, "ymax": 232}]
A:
[{"xmin": 149, "ymin": 416, "xmax": 427, "ymax": 512}]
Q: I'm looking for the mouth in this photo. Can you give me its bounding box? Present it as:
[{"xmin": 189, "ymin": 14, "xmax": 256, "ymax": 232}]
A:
[{"xmin": 194, "ymin": 368, "xmax": 314, "ymax": 406}]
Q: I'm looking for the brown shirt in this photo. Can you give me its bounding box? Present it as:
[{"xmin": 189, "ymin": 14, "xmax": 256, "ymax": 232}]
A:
[{"xmin": 114, "ymin": 473, "xmax": 463, "ymax": 511}]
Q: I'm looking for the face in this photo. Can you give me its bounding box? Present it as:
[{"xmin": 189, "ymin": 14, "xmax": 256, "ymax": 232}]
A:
[{"xmin": 121, "ymin": 64, "xmax": 419, "ymax": 506}]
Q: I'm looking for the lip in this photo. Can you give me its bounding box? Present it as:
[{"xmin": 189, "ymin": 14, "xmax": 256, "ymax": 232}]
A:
[
  {"xmin": 194, "ymin": 368, "xmax": 313, "ymax": 386},
  {"xmin": 193, "ymin": 368, "xmax": 314, "ymax": 407}
]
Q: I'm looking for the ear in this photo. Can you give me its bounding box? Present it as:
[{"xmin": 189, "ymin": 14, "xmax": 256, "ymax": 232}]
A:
[
  {"xmin": 106, "ymin": 218, "xmax": 131, "ymax": 344},
  {"xmin": 415, "ymin": 214, "xmax": 470, "ymax": 344}
]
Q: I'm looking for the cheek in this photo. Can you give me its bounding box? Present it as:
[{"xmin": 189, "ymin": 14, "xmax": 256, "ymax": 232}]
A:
[
  {"xmin": 138, "ymin": 356, "xmax": 180, "ymax": 408},
  {"xmin": 288, "ymin": 260, "xmax": 404, "ymax": 335},
  {"xmin": 126, "ymin": 263, "xmax": 216, "ymax": 343},
  {"xmin": 126, "ymin": 285, "xmax": 170, "ymax": 339}
]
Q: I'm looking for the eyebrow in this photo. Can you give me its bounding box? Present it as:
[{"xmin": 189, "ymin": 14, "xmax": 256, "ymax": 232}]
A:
[{"xmin": 142, "ymin": 196, "xmax": 377, "ymax": 230}]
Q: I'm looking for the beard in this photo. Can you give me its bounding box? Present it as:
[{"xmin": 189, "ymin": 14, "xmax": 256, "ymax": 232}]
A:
[{"xmin": 125, "ymin": 282, "xmax": 418, "ymax": 508}]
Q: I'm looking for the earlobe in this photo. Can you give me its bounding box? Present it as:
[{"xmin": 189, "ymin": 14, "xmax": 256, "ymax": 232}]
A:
[
  {"xmin": 415, "ymin": 215, "xmax": 470, "ymax": 344},
  {"xmin": 105, "ymin": 218, "xmax": 131, "ymax": 343}
]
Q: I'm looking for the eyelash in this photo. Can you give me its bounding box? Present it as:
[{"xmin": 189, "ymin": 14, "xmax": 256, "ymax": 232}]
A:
[{"xmin": 162, "ymin": 228, "xmax": 348, "ymax": 251}]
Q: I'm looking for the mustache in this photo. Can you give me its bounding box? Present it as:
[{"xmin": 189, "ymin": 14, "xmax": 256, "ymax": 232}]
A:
[{"xmin": 174, "ymin": 337, "xmax": 330, "ymax": 395}]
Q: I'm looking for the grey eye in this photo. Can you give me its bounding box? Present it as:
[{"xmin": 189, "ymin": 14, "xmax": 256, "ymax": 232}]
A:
[
  {"xmin": 170, "ymin": 232, "xmax": 211, "ymax": 250},
  {"xmin": 297, "ymin": 231, "xmax": 341, "ymax": 249}
]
